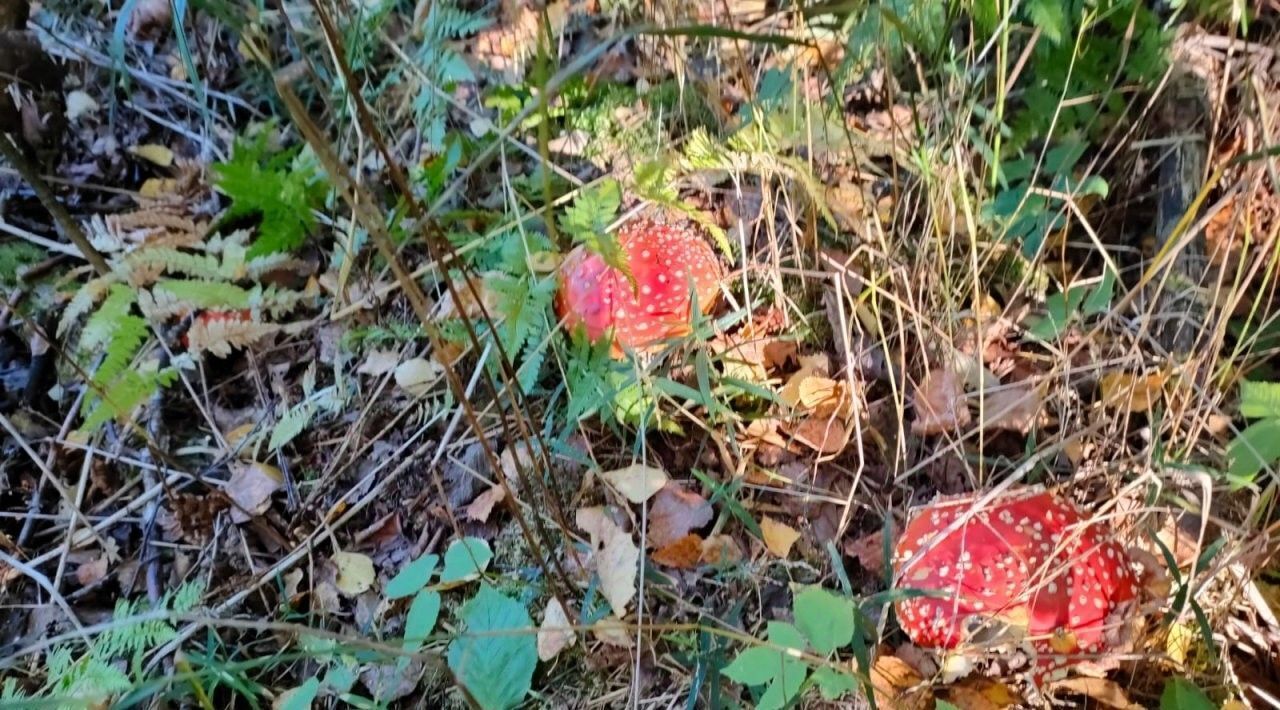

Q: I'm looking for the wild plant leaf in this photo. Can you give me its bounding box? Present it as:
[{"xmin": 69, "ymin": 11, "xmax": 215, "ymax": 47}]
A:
[
  {"xmin": 1160, "ymin": 678, "xmax": 1214, "ymax": 710},
  {"xmin": 793, "ymin": 587, "xmax": 855, "ymax": 655},
  {"xmin": 811, "ymin": 667, "xmax": 857, "ymax": 700},
  {"xmin": 1239, "ymin": 380, "xmax": 1280, "ymax": 419},
  {"xmin": 1025, "ymin": 0, "xmax": 1069, "ymax": 44},
  {"xmin": 213, "ymin": 132, "xmax": 325, "ymax": 258},
  {"xmin": 441, "ymin": 537, "xmax": 493, "ymax": 584},
  {"xmin": 385, "ymin": 554, "xmax": 440, "ymax": 600},
  {"xmin": 1227, "ymin": 419, "xmax": 1280, "ymax": 481},
  {"xmin": 560, "ymin": 178, "xmax": 627, "ymax": 276},
  {"xmin": 403, "ymin": 590, "xmax": 442, "ymax": 653},
  {"xmin": 447, "ymin": 585, "xmax": 536, "ymax": 710}
]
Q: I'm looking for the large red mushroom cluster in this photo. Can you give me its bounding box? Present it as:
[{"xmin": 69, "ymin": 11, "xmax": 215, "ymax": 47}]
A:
[
  {"xmin": 555, "ymin": 216, "xmax": 723, "ymax": 356},
  {"xmin": 892, "ymin": 487, "xmax": 1139, "ymax": 683}
]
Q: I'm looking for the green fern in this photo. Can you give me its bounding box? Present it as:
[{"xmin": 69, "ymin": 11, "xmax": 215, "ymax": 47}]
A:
[
  {"xmin": 392, "ymin": 0, "xmax": 489, "ymax": 149},
  {"xmin": 76, "ymin": 285, "xmax": 177, "ymax": 431},
  {"xmin": 38, "ymin": 581, "xmax": 203, "ymax": 706},
  {"xmin": 212, "ymin": 130, "xmax": 327, "ymax": 258}
]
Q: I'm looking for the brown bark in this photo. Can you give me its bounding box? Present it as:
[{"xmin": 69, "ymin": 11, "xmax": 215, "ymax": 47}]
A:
[{"xmin": 0, "ymin": 0, "xmax": 29, "ymax": 30}]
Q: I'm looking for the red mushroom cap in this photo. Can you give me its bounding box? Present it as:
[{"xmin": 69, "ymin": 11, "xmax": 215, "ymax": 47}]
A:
[
  {"xmin": 556, "ymin": 217, "xmax": 723, "ymax": 356},
  {"xmin": 892, "ymin": 487, "xmax": 1137, "ymax": 682}
]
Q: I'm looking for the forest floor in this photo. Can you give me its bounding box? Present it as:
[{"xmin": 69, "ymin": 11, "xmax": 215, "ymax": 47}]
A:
[{"xmin": 2, "ymin": 0, "xmax": 1280, "ymax": 708}]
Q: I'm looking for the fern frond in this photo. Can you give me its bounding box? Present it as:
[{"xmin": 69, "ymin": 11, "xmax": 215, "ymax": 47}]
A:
[
  {"xmin": 186, "ymin": 316, "xmax": 279, "ymax": 357},
  {"xmin": 58, "ymin": 276, "xmax": 113, "ymax": 337}
]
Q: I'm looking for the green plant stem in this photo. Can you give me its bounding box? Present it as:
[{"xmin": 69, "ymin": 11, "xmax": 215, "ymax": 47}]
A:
[{"xmin": 0, "ymin": 134, "xmax": 111, "ymax": 275}]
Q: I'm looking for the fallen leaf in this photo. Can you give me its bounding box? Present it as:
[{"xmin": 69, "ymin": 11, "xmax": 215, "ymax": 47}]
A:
[
  {"xmin": 601, "ymin": 463, "xmax": 668, "ymax": 504},
  {"xmin": 575, "ymin": 507, "xmax": 638, "ymax": 614},
  {"xmin": 225, "ymin": 462, "xmax": 284, "ymax": 523},
  {"xmin": 395, "ymin": 357, "xmax": 444, "ymax": 397},
  {"xmin": 465, "ymin": 484, "xmax": 506, "ymax": 523},
  {"xmin": 129, "ymin": 0, "xmax": 172, "ymax": 38},
  {"xmin": 980, "ymin": 382, "xmax": 1043, "ymax": 433},
  {"xmin": 128, "ymin": 143, "xmax": 175, "ymax": 167},
  {"xmin": 651, "ymin": 534, "xmax": 703, "ymax": 569},
  {"xmin": 359, "ymin": 658, "xmax": 424, "ymax": 702},
  {"xmin": 138, "ymin": 177, "xmax": 178, "ymax": 199},
  {"xmin": 948, "ymin": 677, "xmax": 1022, "ymax": 709},
  {"xmin": 761, "ymin": 516, "xmax": 801, "ymax": 558},
  {"xmin": 870, "ymin": 654, "xmax": 932, "ymax": 710},
  {"xmin": 591, "ymin": 615, "xmax": 634, "ymax": 647},
  {"xmin": 700, "ymin": 534, "xmax": 744, "ymax": 565},
  {"xmin": 331, "ymin": 551, "xmax": 376, "ymax": 597},
  {"xmin": 786, "ymin": 415, "xmax": 850, "ymax": 454},
  {"xmin": 1100, "ymin": 370, "xmax": 1168, "ymax": 413},
  {"xmin": 538, "ymin": 597, "xmax": 576, "ymax": 661},
  {"xmin": 843, "ymin": 529, "xmax": 886, "ymax": 576},
  {"xmin": 357, "ymin": 349, "xmax": 401, "ymax": 377},
  {"xmin": 76, "ymin": 556, "xmax": 108, "ymax": 587},
  {"xmin": 1165, "ymin": 621, "xmax": 1195, "ymax": 667},
  {"xmin": 647, "ymin": 483, "xmax": 713, "ymax": 548},
  {"xmin": 1048, "ymin": 677, "xmax": 1143, "ymax": 709},
  {"xmin": 911, "ymin": 368, "xmax": 971, "ymax": 435},
  {"xmin": 65, "ymin": 91, "xmax": 99, "ymax": 121}
]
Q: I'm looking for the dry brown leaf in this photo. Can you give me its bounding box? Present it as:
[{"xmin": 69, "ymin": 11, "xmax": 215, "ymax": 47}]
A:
[
  {"xmin": 651, "ymin": 533, "xmax": 703, "ymax": 569},
  {"xmin": 75, "ymin": 556, "xmax": 108, "ymax": 587},
  {"xmin": 843, "ymin": 529, "xmax": 886, "ymax": 576},
  {"xmin": 538, "ymin": 597, "xmax": 576, "ymax": 661},
  {"xmin": 980, "ymin": 383, "xmax": 1043, "ymax": 433},
  {"xmin": 787, "ymin": 415, "xmax": 850, "ymax": 454},
  {"xmin": 1048, "ymin": 677, "xmax": 1142, "ymax": 709},
  {"xmin": 601, "ymin": 463, "xmax": 668, "ymax": 504},
  {"xmin": 761, "ymin": 516, "xmax": 801, "ymax": 558},
  {"xmin": 357, "ymin": 349, "xmax": 401, "ymax": 377},
  {"xmin": 948, "ymin": 677, "xmax": 1022, "ymax": 709},
  {"xmin": 700, "ymin": 534, "xmax": 743, "ymax": 565},
  {"xmin": 870, "ymin": 655, "xmax": 932, "ymax": 710},
  {"xmin": 1100, "ymin": 370, "xmax": 1168, "ymax": 413},
  {"xmin": 225, "ymin": 462, "xmax": 283, "ymax": 523},
  {"xmin": 186, "ymin": 317, "xmax": 278, "ymax": 358},
  {"xmin": 911, "ymin": 368, "xmax": 971, "ymax": 435},
  {"xmin": 648, "ymin": 483, "xmax": 713, "ymax": 549},
  {"xmin": 465, "ymin": 484, "xmax": 506, "ymax": 523},
  {"xmin": 395, "ymin": 357, "xmax": 444, "ymax": 397},
  {"xmin": 129, "ymin": 0, "xmax": 172, "ymax": 38},
  {"xmin": 591, "ymin": 614, "xmax": 634, "ymax": 648},
  {"xmin": 575, "ymin": 507, "xmax": 638, "ymax": 614}
]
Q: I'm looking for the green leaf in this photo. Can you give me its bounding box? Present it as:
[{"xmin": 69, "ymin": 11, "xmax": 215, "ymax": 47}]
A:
[
  {"xmin": 757, "ymin": 663, "xmax": 807, "ymax": 710},
  {"xmin": 722, "ymin": 647, "xmax": 782, "ymax": 686},
  {"xmin": 559, "ymin": 178, "xmax": 626, "ymax": 276},
  {"xmin": 278, "ymin": 677, "xmax": 320, "ymax": 710},
  {"xmin": 1025, "ymin": 0, "xmax": 1068, "ymax": 44},
  {"xmin": 793, "ymin": 587, "xmax": 855, "ymax": 655},
  {"xmin": 403, "ymin": 590, "xmax": 441, "ymax": 652},
  {"xmin": 936, "ymin": 702, "xmax": 961, "ymax": 710},
  {"xmin": 766, "ymin": 621, "xmax": 805, "ymax": 651},
  {"xmin": 1160, "ymin": 678, "xmax": 1215, "ymax": 710},
  {"xmin": 1081, "ymin": 267, "xmax": 1117, "ymax": 317},
  {"xmin": 812, "ymin": 667, "xmax": 856, "ymax": 700},
  {"xmin": 447, "ymin": 585, "xmax": 537, "ymax": 710},
  {"xmin": 440, "ymin": 537, "xmax": 493, "ymax": 583},
  {"xmin": 1227, "ymin": 419, "xmax": 1280, "ymax": 480},
  {"xmin": 1240, "ymin": 380, "xmax": 1280, "ymax": 419},
  {"xmin": 213, "ymin": 132, "xmax": 325, "ymax": 258},
  {"xmin": 385, "ymin": 554, "xmax": 440, "ymax": 600}
]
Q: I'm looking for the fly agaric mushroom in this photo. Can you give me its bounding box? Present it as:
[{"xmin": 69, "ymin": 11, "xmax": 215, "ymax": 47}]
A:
[
  {"xmin": 556, "ymin": 216, "xmax": 723, "ymax": 356},
  {"xmin": 892, "ymin": 487, "xmax": 1138, "ymax": 684}
]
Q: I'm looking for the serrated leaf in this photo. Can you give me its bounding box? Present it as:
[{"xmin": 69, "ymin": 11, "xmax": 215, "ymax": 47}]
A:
[
  {"xmin": 1240, "ymin": 380, "xmax": 1280, "ymax": 419},
  {"xmin": 385, "ymin": 554, "xmax": 440, "ymax": 599},
  {"xmin": 402, "ymin": 590, "xmax": 441, "ymax": 652},
  {"xmin": 560, "ymin": 178, "xmax": 628, "ymax": 278},
  {"xmin": 448, "ymin": 585, "xmax": 536, "ymax": 710},
  {"xmin": 812, "ymin": 666, "xmax": 856, "ymax": 700},
  {"xmin": 440, "ymin": 537, "xmax": 493, "ymax": 584},
  {"xmin": 722, "ymin": 647, "xmax": 780, "ymax": 686},
  {"xmin": 793, "ymin": 587, "xmax": 855, "ymax": 654}
]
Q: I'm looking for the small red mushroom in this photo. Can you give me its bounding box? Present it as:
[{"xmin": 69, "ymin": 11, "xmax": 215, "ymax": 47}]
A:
[
  {"xmin": 892, "ymin": 487, "xmax": 1138, "ymax": 683},
  {"xmin": 556, "ymin": 216, "xmax": 723, "ymax": 357}
]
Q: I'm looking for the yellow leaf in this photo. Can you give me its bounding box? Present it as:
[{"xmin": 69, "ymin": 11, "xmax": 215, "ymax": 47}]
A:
[
  {"xmin": 138, "ymin": 177, "xmax": 178, "ymax": 198},
  {"xmin": 761, "ymin": 516, "xmax": 800, "ymax": 558},
  {"xmin": 949, "ymin": 677, "xmax": 1022, "ymax": 709},
  {"xmin": 1165, "ymin": 621, "xmax": 1195, "ymax": 667},
  {"xmin": 1100, "ymin": 370, "xmax": 1168, "ymax": 413},
  {"xmin": 537, "ymin": 597, "xmax": 576, "ymax": 661},
  {"xmin": 331, "ymin": 551, "xmax": 375, "ymax": 597},
  {"xmin": 128, "ymin": 143, "xmax": 175, "ymax": 167}
]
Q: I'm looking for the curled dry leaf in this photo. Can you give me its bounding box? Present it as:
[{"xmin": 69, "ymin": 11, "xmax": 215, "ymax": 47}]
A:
[
  {"xmin": 1100, "ymin": 370, "xmax": 1168, "ymax": 413},
  {"xmin": 1047, "ymin": 677, "xmax": 1143, "ymax": 710},
  {"xmin": 575, "ymin": 507, "xmax": 638, "ymax": 614},
  {"xmin": 647, "ymin": 483, "xmax": 713, "ymax": 549},
  {"xmin": 538, "ymin": 597, "xmax": 576, "ymax": 661},
  {"xmin": 357, "ymin": 348, "xmax": 401, "ymax": 377},
  {"xmin": 786, "ymin": 414, "xmax": 850, "ymax": 455},
  {"xmin": 225, "ymin": 462, "xmax": 283, "ymax": 523},
  {"xmin": 601, "ymin": 463, "xmax": 668, "ymax": 504},
  {"xmin": 980, "ymin": 382, "xmax": 1043, "ymax": 433},
  {"xmin": 465, "ymin": 484, "xmax": 506, "ymax": 523},
  {"xmin": 395, "ymin": 357, "xmax": 444, "ymax": 397},
  {"xmin": 699, "ymin": 534, "xmax": 743, "ymax": 566},
  {"xmin": 870, "ymin": 654, "xmax": 933, "ymax": 710},
  {"xmin": 76, "ymin": 555, "xmax": 109, "ymax": 587},
  {"xmin": 650, "ymin": 533, "xmax": 703, "ymax": 569},
  {"xmin": 591, "ymin": 614, "xmax": 634, "ymax": 648},
  {"xmin": 911, "ymin": 368, "xmax": 971, "ymax": 435},
  {"xmin": 947, "ymin": 677, "xmax": 1022, "ymax": 709},
  {"xmin": 760, "ymin": 516, "xmax": 801, "ymax": 558},
  {"xmin": 129, "ymin": 0, "xmax": 172, "ymax": 38},
  {"xmin": 331, "ymin": 550, "xmax": 376, "ymax": 597}
]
